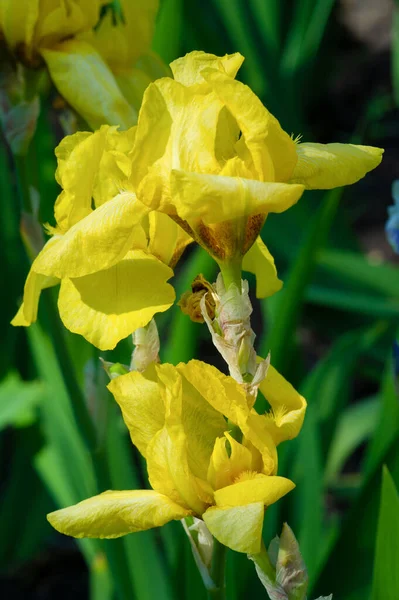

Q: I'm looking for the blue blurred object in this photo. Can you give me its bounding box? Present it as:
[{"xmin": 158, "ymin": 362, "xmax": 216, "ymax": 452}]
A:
[
  {"xmin": 393, "ymin": 340, "xmax": 399, "ymax": 377},
  {"xmin": 386, "ymin": 180, "xmax": 399, "ymax": 253}
]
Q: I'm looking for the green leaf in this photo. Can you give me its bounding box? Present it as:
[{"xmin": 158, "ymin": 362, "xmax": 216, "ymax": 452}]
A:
[
  {"xmin": 0, "ymin": 373, "xmax": 44, "ymax": 429},
  {"xmin": 260, "ymin": 188, "xmax": 342, "ymax": 375},
  {"xmin": 371, "ymin": 467, "xmax": 399, "ymax": 600},
  {"xmin": 365, "ymin": 351, "xmax": 399, "ymax": 477},
  {"xmin": 325, "ymin": 396, "xmax": 380, "ymax": 485},
  {"xmin": 152, "ymin": 0, "xmax": 183, "ymax": 64},
  {"xmin": 306, "ymin": 285, "xmax": 399, "ymax": 319},
  {"xmin": 318, "ymin": 250, "xmax": 399, "ymax": 298}
]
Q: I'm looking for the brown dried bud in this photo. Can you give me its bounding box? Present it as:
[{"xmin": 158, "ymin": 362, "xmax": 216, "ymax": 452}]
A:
[{"xmin": 178, "ymin": 274, "xmax": 216, "ymax": 323}]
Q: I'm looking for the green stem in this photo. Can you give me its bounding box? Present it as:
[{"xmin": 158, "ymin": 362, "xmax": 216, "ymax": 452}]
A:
[
  {"xmin": 250, "ymin": 540, "xmax": 277, "ymax": 583},
  {"xmin": 207, "ymin": 539, "xmax": 227, "ymax": 600},
  {"xmin": 218, "ymin": 258, "xmax": 242, "ymax": 292}
]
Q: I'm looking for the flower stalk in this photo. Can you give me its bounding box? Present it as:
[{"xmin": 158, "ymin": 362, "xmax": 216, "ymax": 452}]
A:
[{"xmin": 207, "ymin": 538, "xmax": 227, "ymax": 600}]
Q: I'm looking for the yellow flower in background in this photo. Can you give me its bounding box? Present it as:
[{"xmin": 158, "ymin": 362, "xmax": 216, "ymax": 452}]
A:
[
  {"xmin": 11, "ymin": 125, "xmax": 190, "ymax": 350},
  {"xmin": 48, "ymin": 359, "xmax": 306, "ymax": 554},
  {"xmin": 0, "ymin": 0, "xmax": 165, "ymax": 129},
  {"xmin": 87, "ymin": 0, "xmax": 170, "ymax": 112},
  {"xmin": 130, "ymin": 50, "xmax": 383, "ymax": 296}
]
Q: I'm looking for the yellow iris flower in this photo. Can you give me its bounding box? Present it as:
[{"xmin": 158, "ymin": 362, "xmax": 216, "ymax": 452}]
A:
[
  {"xmin": 48, "ymin": 359, "xmax": 306, "ymax": 554},
  {"xmin": 12, "ymin": 125, "xmax": 190, "ymax": 350},
  {"xmin": 129, "ymin": 50, "xmax": 383, "ymax": 295},
  {"xmin": 0, "ymin": 0, "xmax": 163, "ymax": 129}
]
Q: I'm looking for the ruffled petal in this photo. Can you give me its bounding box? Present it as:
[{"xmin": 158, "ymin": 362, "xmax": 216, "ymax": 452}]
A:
[
  {"xmin": 57, "ymin": 251, "xmax": 175, "ymax": 350},
  {"xmin": 54, "ymin": 128, "xmax": 107, "ymax": 231},
  {"xmin": 47, "ymin": 489, "xmax": 190, "ymax": 539},
  {"xmin": 202, "ymin": 68, "xmax": 298, "ymax": 182},
  {"xmin": 214, "ymin": 475, "xmax": 294, "ymax": 507},
  {"xmin": 170, "ymin": 51, "xmax": 244, "ymax": 86},
  {"xmin": 177, "ymin": 359, "xmax": 250, "ymax": 424},
  {"xmin": 169, "ymin": 170, "xmax": 304, "ymax": 224},
  {"xmin": 108, "ymin": 365, "xmax": 165, "ymax": 458},
  {"xmin": 290, "ymin": 142, "xmax": 384, "ymax": 189},
  {"xmin": 203, "ymin": 502, "xmax": 264, "ymax": 554},
  {"xmin": 258, "ymin": 364, "xmax": 307, "ymax": 445},
  {"xmin": 242, "ymin": 236, "xmax": 283, "ymax": 298},
  {"xmin": 41, "ymin": 40, "xmax": 137, "ymax": 130},
  {"xmin": 131, "ymin": 78, "xmax": 222, "ymax": 210},
  {"xmin": 34, "ymin": 194, "xmax": 148, "ymax": 279}
]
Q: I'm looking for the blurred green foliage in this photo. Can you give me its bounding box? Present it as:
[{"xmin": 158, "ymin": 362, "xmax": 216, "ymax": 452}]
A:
[{"xmin": 1, "ymin": 0, "xmax": 398, "ymax": 598}]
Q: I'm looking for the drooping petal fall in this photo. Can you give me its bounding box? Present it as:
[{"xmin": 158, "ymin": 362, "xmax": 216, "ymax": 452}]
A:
[
  {"xmin": 203, "ymin": 502, "xmax": 265, "ymax": 554},
  {"xmin": 11, "ymin": 270, "xmax": 58, "ymax": 327},
  {"xmin": 33, "ymin": 193, "xmax": 148, "ymax": 279},
  {"xmin": 47, "ymin": 490, "xmax": 190, "ymax": 539},
  {"xmin": 57, "ymin": 251, "xmax": 175, "ymax": 350},
  {"xmin": 290, "ymin": 142, "xmax": 383, "ymax": 189},
  {"xmin": 242, "ymin": 236, "xmax": 283, "ymax": 298}
]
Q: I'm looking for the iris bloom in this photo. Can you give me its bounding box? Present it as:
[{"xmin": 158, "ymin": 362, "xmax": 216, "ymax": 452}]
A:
[
  {"xmin": 48, "ymin": 359, "xmax": 306, "ymax": 554},
  {"xmin": 0, "ymin": 0, "xmax": 163, "ymax": 129},
  {"xmin": 12, "ymin": 125, "xmax": 190, "ymax": 350},
  {"xmin": 130, "ymin": 51, "xmax": 383, "ymax": 294}
]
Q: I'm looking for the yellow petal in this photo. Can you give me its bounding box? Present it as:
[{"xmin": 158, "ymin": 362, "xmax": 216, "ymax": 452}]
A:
[
  {"xmin": 108, "ymin": 365, "xmax": 164, "ymax": 458},
  {"xmin": 54, "ymin": 128, "xmax": 107, "ymax": 231},
  {"xmin": 157, "ymin": 363, "xmax": 226, "ymax": 483},
  {"xmin": 214, "ymin": 474, "xmax": 295, "ymax": 507},
  {"xmin": 47, "ymin": 489, "xmax": 190, "ymax": 539},
  {"xmin": 11, "ymin": 269, "xmax": 58, "ymax": 326},
  {"xmin": 177, "ymin": 359, "xmax": 250, "ymax": 424},
  {"xmin": 146, "ymin": 424, "xmax": 207, "ymax": 515},
  {"xmin": 54, "ymin": 126, "xmax": 136, "ymax": 230},
  {"xmin": 148, "ymin": 212, "xmax": 192, "ymax": 266},
  {"xmin": 170, "ymin": 51, "xmax": 244, "ymax": 86},
  {"xmin": 131, "ymin": 78, "xmax": 222, "ymax": 210},
  {"xmin": 202, "ymin": 68, "xmax": 298, "ymax": 182},
  {"xmin": 203, "ymin": 502, "xmax": 264, "ymax": 553},
  {"xmin": 34, "ymin": 0, "xmax": 105, "ymax": 48},
  {"xmin": 243, "ymin": 236, "xmax": 283, "ymax": 298},
  {"xmin": 34, "ymin": 193, "xmax": 148, "ymax": 279},
  {"xmin": 290, "ymin": 142, "xmax": 384, "ymax": 189},
  {"xmin": 240, "ymin": 411, "xmax": 278, "ymax": 476},
  {"xmin": 57, "ymin": 251, "xmax": 175, "ymax": 350},
  {"xmin": 0, "ymin": 0, "xmax": 38, "ymax": 48},
  {"xmin": 41, "ymin": 40, "xmax": 137, "ymax": 130},
  {"xmin": 207, "ymin": 433, "xmax": 254, "ymax": 491},
  {"xmin": 258, "ymin": 364, "xmax": 307, "ymax": 445},
  {"xmin": 170, "ymin": 170, "xmax": 305, "ymax": 224},
  {"xmin": 90, "ymin": 0, "xmax": 159, "ymax": 69}
]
